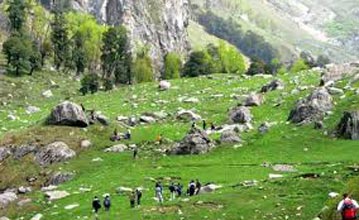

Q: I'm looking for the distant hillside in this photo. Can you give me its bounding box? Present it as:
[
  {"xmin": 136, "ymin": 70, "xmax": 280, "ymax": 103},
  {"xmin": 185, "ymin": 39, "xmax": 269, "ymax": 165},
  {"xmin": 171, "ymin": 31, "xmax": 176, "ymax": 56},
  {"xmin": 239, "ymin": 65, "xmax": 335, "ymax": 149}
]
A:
[{"xmin": 191, "ymin": 0, "xmax": 359, "ymax": 63}]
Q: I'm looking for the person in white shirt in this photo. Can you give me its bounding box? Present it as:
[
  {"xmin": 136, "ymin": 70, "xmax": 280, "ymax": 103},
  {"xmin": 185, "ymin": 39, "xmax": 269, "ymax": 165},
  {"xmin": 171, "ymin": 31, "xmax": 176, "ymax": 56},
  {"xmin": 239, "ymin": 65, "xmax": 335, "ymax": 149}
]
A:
[{"xmin": 337, "ymin": 193, "xmax": 359, "ymax": 220}]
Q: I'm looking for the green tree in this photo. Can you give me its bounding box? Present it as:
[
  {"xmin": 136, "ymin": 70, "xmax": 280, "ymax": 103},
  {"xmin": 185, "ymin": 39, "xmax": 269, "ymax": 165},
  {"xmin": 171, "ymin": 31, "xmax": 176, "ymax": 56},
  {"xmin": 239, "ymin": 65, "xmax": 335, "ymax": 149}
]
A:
[
  {"xmin": 101, "ymin": 26, "xmax": 132, "ymax": 84},
  {"xmin": 217, "ymin": 41, "xmax": 245, "ymax": 74},
  {"xmin": 290, "ymin": 58, "xmax": 310, "ymax": 73},
  {"xmin": 51, "ymin": 10, "xmax": 71, "ymax": 70},
  {"xmin": 6, "ymin": 0, "xmax": 26, "ymax": 32},
  {"xmin": 132, "ymin": 52, "xmax": 154, "ymax": 83},
  {"xmin": 183, "ymin": 50, "xmax": 214, "ymax": 77},
  {"xmin": 163, "ymin": 52, "xmax": 181, "ymax": 79},
  {"xmin": 246, "ymin": 57, "xmax": 267, "ymax": 75},
  {"xmin": 72, "ymin": 31, "xmax": 87, "ymax": 75},
  {"xmin": 29, "ymin": 42, "xmax": 41, "ymax": 75},
  {"xmin": 2, "ymin": 34, "xmax": 32, "ymax": 75}
]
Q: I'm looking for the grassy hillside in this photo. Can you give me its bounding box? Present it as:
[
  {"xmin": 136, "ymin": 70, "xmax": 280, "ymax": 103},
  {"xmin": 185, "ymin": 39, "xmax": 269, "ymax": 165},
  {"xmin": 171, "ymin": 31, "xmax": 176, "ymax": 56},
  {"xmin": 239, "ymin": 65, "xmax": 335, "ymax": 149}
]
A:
[{"xmin": 0, "ymin": 68, "xmax": 358, "ymax": 219}]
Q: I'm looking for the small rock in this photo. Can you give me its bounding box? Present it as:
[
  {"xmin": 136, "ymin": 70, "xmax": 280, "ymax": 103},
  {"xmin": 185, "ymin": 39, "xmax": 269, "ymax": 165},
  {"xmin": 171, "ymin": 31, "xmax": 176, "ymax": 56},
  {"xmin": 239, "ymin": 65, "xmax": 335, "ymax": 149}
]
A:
[
  {"xmin": 17, "ymin": 198, "xmax": 32, "ymax": 206},
  {"xmin": 18, "ymin": 186, "xmax": 32, "ymax": 194},
  {"xmin": 199, "ymin": 184, "xmax": 223, "ymax": 194},
  {"xmin": 0, "ymin": 192, "xmax": 18, "ymax": 208},
  {"xmin": 159, "ymin": 80, "xmax": 171, "ymax": 91},
  {"xmin": 0, "ymin": 217, "xmax": 10, "ymax": 220},
  {"xmin": 42, "ymin": 90, "xmax": 53, "ymax": 98},
  {"xmin": 220, "ymin": 130, "xmax": 241, "ymax": 144},
  {"xmin": 244, "ymin": 93, "xmax": 264, "ymax": 107},
  {"xmin": 258, "ymin": 122, "xmax": 270, "ymax": 134},
  {"xmin": 25, "ymin": 106, "xmax": 40, "ymax": 114},
  {"xmin": 47, "ymin": 172, "xmax": 74, "ymax": 186},
  {"xmin": 328, "ymin": 192, "xmax": 339, "ymax": 198},
  {"xmin": 328, "ymin": 87, "xmax": 344, "ymax": 96},
  {"xmin": 104, "ymin": 144, "xmax": 128, "ymax": 153},
  {"xmin": 80, "ymin": 140, "xmax": 92, "ymax": 149},
  {"xmin": 116, "ymin": 187, "xmax": 133, "ymax": 194},
  {"xmin": 182, "ymin": 97, "xmax": 199, "ymax": 104},
  {"xmin": 41, "ymin": 185, "xmax": 58, "ymax": 192},
  {"xmin": 30, "ymin": 213, "xmax": 43, "ymax": 220},
  {"xmin": 139, "ymin": 116, "xmax": 156, "ymax": 124},
  {"xmin": 64, "ymin": 203, "xmax": 79, "ymax": 210},
  {"xmin": 7, "ymin": 114, "xmax": 16, "ymax": 121},
  {"xmin": 45, "ymin": 190, "xmax": 70, "ymax": 201},
  {"xmin": 92, "ymin": 157, "xmax": 103, "ymax": 162},
  {"xmin": 269, "ymin": 174, "xmax": 283, "ymax": 179}
]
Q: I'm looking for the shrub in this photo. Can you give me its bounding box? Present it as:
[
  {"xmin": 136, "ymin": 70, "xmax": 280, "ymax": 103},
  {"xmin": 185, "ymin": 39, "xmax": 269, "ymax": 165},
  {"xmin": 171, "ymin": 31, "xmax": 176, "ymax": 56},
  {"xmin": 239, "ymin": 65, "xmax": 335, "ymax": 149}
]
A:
[
  {"xmin": 132, "ymin": 54, "xmax": 154, "ymax": 83},
  {"xmin": 183, "ymin": 50, "xmax": 214, "ymax": 77},
  {"xmin": 80, "ymin": 73, "xmax": 100, "ymax": 95},
  {"xmin": 163, "ymin": 52, "xmax": 181, "ymax": 79},
  {"xmin": 290, "ymin": 58, "xmax": 310, "ymax": 73}
]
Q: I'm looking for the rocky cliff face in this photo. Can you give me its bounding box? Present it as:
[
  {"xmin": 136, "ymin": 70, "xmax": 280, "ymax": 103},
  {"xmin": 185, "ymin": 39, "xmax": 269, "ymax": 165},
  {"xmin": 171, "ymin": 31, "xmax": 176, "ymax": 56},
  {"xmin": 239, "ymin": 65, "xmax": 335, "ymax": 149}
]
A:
[{"xmin": 74, "ymin": 0, "xmax": 190, "ymax": 77}]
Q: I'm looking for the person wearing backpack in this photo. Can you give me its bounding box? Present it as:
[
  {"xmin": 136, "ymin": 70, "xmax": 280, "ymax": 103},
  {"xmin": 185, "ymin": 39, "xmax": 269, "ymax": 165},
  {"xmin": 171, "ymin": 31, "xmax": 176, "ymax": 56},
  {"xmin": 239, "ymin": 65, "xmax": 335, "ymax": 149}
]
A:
[
  {"xmin": 92, "ymin": 196, "xmax": 102, "ymax": 218},
  {"xmin": 103, "ymin": 194, "xmax": 111, "ymax": 211},
  {"xmin": 337, "ymin": 193, "xmax": 359, "ymax": 220}
]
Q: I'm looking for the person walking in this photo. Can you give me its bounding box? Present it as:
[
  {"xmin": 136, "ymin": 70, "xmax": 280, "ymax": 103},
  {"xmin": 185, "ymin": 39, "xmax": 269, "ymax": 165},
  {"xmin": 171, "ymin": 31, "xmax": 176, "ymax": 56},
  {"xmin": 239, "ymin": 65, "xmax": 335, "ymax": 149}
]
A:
[
  {"xmin": 129, "ymin": 191, "xmax": 136, "ymax": 208},
  {"xmin": 188, "ymin": 180, "xmax": 196, "ymax": 196},
  {"xmin": 169, "ymin": 182, "xmax": 176, "ymax": 201},
  {"xmin": 133, "ymin": 146, "xmax": 138, "ymax": 159},
  {"xmin": 155, "ymin": 182, "xmax": 164, "ymax": 204},
  {"xmin": 202, "ymin": 120, "xmax": 207, "ymax": 130},
  {"xmin": 176, "ymin": 183, "xmax": 183, "ymax": 197},
  {"xmin": 103, "ymin": 194, "xmax": 111, "ymax": 211},
  {"xmin": 195, "ymin": 179, "xmax": 202, "ymax": 195},
  {"xmin": 92, "ymin": 196, "xmax": 101, "ymax": 219},
  {"xmin": 337, "ymin": 193, "xmax": 359, "ymax": 220},
  {"xmin": 136, "ymin": 189, "xmax": 142, "ymax": 207}
]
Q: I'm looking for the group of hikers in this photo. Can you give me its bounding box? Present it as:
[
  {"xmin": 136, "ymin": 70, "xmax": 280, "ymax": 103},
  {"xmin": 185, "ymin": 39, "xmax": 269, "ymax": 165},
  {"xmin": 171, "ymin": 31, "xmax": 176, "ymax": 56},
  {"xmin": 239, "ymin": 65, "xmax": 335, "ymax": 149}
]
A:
[{"xmin": 91, "ymin": 179, "xmax": 203, "ymax": 217}]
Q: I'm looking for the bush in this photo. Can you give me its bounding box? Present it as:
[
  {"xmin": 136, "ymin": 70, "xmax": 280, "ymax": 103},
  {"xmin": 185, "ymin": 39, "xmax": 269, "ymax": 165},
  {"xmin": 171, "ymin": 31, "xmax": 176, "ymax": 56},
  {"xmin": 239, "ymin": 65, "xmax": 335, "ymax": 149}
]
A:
[
  {"xmin": 132, "ymin": 55, "xmax": 154, "ymax": 83},
  {"xmin": 290, "ymin": 58, "xmax": 310, "ymax": 73},
  {"xmin": 163, "ymin": 52, "xmax": 181, "ymax": 79},
  {"xmin": 183, "ymin": 51, "xmax": 214, "ymax": 77},
  {"xmin": 80, "ymin": 73, "xmax": 100, "ymax": 95},
  {"xmin": 103, "ymin": 78, "xmax": 114, "ymax": 91},
  {"xmin": 246, "ymin": 58, "xmax": 268, "ymax": 75}
]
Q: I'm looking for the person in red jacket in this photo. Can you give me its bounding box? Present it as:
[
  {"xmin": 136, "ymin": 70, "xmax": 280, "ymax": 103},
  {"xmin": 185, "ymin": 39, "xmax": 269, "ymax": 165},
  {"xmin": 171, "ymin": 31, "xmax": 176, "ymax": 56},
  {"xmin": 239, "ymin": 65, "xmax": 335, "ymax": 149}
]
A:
[{"xmin": 337, "ymin": 193, "xmax": 359, "ymax": 220}]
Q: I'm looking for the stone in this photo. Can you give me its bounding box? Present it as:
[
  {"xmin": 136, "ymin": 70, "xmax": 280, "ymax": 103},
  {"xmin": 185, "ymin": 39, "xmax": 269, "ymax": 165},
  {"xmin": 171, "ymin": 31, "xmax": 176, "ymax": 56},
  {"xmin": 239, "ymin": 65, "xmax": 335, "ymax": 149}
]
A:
[
  {"xmin": 35, "ymin": 142, "xmax": 76, "ymax": 166},
  {"xmin": 327, "ymin": 87, "xmax": 344, "ymax": 96},
  {"xmin": 258, "ymin": 122, "xmax": 270, "ymax": 134},
  {"xmin": 198, "ymin": 184, "xmax": 223, "ymax": 194},
  {"xmin": 269, "ymin": 174, "xmax": 284, "ymax": 179},
  {"xmin": 159, "ymin": 80, "xmax": 171, "ymax": 90},
  {"xmin": 12, "ymin": 145, "xmax": 37, "ymax": 159},
  {"xmin": 41, "ymin": 185, "xmax": 58, "ymax": 192},
  {"xmin": 139, "ymin": 116, "xmax": 156, "ymax": 124},
  {"xmin": 272, "ymin": 164, "xmax": 297, "ymax": 172},
  {"xmin": 44, "ymin": 190, "xmax": 70, "ymax": 201},
  {"xmin": 336, "ymin": 111, "xmax": 359, "ymax": 140},
  {"xmin": 18, "ymin": 186, "xmax": 32, "ymax": 194},
  {"xmin": 182, "ymin": 97, "xmax": 199, "ymax": 104},
  {"xmin": 104, "ymin": 144, "xmax": 128, "ymax": 153},
  {"xmin": 328, "ymin": 192, "xmax": 339, "ymax": 198},
  {"xmin": 17, "ymin": 198, "xmax": 32, "ymax": 206},
  {"xmin": 314, "ymin": 121, "xmax": 324, "ymax": 130},
  {"xmin": 220, "ymin": 130, "xmax": 241, "ymax": 144},
  {"xmin": 30, "ymin": 213, "xmax": 43, "ymax": 220},
  {"xmin": 47, "ymin": 172, "xmax": 74, "ymax": 186},
  {"xmin": 116, "ymin": 187, "xmax": 133, "ymax": 194},
  {"xmin": 25, "ymin": 106, "xmax": 40, "ymax": 114},
  {"xmin": 241, "ymin": 180, "xmax": 258, "ymax": 187},
  {"xmin": 92, "ymin": 157, "xmax": 103, "ymax": 162},
  {"xmin": 7, "ymin": 114, "xmax": 16, "ymax": 121},
  {"xmin": 47, "ymin": 101, "xmax": 88, "ymax": 127},
  {"xmin": 176, "ymin": 110, "xmax": 201, "ymax": 121},
  {"xmin": 42, "ymin": 89, "xmax": 53, "ymax": 98},
  {"xmin": 95, "ymin": 113, "xmax": 110, "ymax": 126},
  {"xmin": 0, "ymin": 192, "xmax": 17, "ymax": 208},
  {"xmin": 288, "ymin": 88, "xmax": 333, "ymax": 124},
  {"xmin": 0, "ymin": 217, "xmax": 10, "ymax": 220},
  {"xmin": 64, "ymin": 203, "xmax": 79, "ymax": 210},
  {"xmin": 0, "ymin": 147, "xmax": 11, "ymax": 162},
  {"xmin": 244, "ymin": 93, "xmax": 264, "ymax": 107},
  {"xmin": 260, "ymin": 80, "xmax": 284, "ymax": 93},
  {"xmin": 169, "ymin": 129, "xmax": 214, "ymax": 155},
  {"xmin": 229, "ymin": 106, "xmax": 252, "ymax": 124},
  {"xmin": 116, "ymin": 116, "xmax": 129, "ymax": 122},
  {"xmin": 80, "ymin": 139, "xmax": 92, "ymax": 149}
]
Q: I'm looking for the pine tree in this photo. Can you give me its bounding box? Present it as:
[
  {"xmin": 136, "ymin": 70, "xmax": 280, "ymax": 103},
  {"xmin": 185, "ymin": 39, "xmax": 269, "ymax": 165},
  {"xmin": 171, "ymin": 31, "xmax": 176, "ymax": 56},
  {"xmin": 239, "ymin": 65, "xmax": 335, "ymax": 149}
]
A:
[
  {"xmin": 72, "ymin": 31, "xmax": 87, "ymax": 75},
  {"xmin": 6, "ymin": 0, "xmax": 26, "ymax": 32},
  {"xmin": 51, "ymin": 10, "xmax": 71, "ymax": 70}
]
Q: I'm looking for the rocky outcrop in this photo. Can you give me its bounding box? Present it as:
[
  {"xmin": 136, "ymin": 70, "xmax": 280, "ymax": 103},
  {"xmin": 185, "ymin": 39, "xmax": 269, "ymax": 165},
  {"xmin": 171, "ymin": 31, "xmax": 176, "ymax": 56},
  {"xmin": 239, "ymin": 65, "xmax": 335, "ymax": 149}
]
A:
[
  {"xmin": 35, "ymin": 142, "xmax": 76, "ymax": 166},
  {"xmin": 75, "ymin": 0, "xmax": 190, "ymax": 76},
  {"xmin": 336, "ymin": 111, "xmax": 359, "ymax": 140},
  {"xmin": 220, "ymin": 130, "xmax": 241, "ymax": 144},
  {"xmin": 0, "ymin": 147, "xmax": 11, "ymax": 162},
  {"xmin": 0, "ymin": 192, "xmax": 17, "ymax": 208},
  {"xmin": 288, "ymin": 87, "xmax": 333, "ymax": 124},
  {"xmin": 260, "ymin": 80, "xmax": 284, "ymax": 93},
  {"xmin": 244, "ymin": 93, "xmax": 264, "ymax": 107},
  {"xmin": 229, "ymin": 106, "xmax": 252, "ymax": 124},
  {"xmin": 47, "ymin": 101, "xmax": 88, "ymax": 127},
  {"xmin": 47, "ymin": 172, "xmax": 74, "ymax": 186},
  {"xmin": 169, "ymin": 129, "xmax": 214, "ymax": 155}
]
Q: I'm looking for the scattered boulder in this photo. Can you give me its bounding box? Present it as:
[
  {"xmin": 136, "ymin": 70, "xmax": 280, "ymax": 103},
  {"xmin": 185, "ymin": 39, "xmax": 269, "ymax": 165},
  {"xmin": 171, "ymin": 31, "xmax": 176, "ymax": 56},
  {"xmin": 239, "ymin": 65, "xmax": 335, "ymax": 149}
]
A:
[
  {"xmin": 176, "ymin": 110, "xmax": 201, "ymax": 121},
  {"xmin": 17, "ymin": 198, "xmax": 32, "ymax": 206},
  {"xmin": 30, "ymin": 214, "xmax": 43, "ymax": 220},
  {"xmin": 64, "ymin": 203, "xmax": 79, "ymax": 210},
  {"xmin": 116, "ymin": 186, "xmax": 133, "ymax": 194},
  {"xmin": 159, "ymin": 80, "xmax": 171, "ymax": 91},
  {"xmin": 0, "ymin": 147, "xmax": 11, "ymax": 162},
  {"xmin": 35, "ymin": 142, "xmax": 76, "ymax": 166},
  {"xmin": 41, "ymin": 185, "xmax": 58, "ymax": 192},
  {"xmin": 25, "ymin": 106, "xmax": 40, "ymax": 114},
  {"xmin": 47, "ymin": 172, "xmax": 74, "ymax": 186},
  {"xmin": 328, "ymin": 192, "xmax": 339, "ymax": 198},
  {"xmin": 0, "ymin": 192, "xmax": 17, "ymax": 208},
  {"xmin": 269, "ymin": 174, "xmax": 283, "ymax": 179},
  {"xmin": 336, "ymin": 111, "xmax": 359, "ymax": 140},
  {"xmin": 95, "ymin": 113, "xmax": 110, "ymax": 126},
  {"xmin": 244, "ymin": 93, "xmax": 264, "ymax": 107},
  {"xmin": 139, "ymin": 115, "xmax": 156, "ymax": 124},
  {"xmin": 182, "ymin": 97, "xmax": 199, "ymax": 104},
  {"xmin": 169, "ymin": 129, "xmax": 214, "ymax": 155},
  {"xmin": 42, "ymin": 89, "xmax": 53, "ymax": 98},
  {"xmin": 260, "ymin": 80, "xmax": 284, "ymax": 93},
  {"xmin": 47, "ymin": 101, "xmax": 88, "ymax": 127},
  {"xmin": 80, "ymin": 139, "xmax": 92, "ymax": 149},
  {"xmin": 199, "ymin": 184, "xmax": 223, "ymax": 194},
  {"xmin": 220, "ymin": 130, "xmax": 241, "ymax": 144},
  {"xmin": 258, "ymin": 122, "xmax": 270, "ymax": 134},
  {"xmin": 44, "ymin": 190, "xmax": 70, "ymax": 201},
  {"xmin": 116, "ymin": 116, "xmax": 129, "ymax": 122},
  {"xmin": 0, "ymin": 217, "xmax": 10, "ymax": 220},
  {"xmin": 229, "ymin": 106, "xmax": 252, "ymax": 124},
  {"xmin": 327, "ymin": 87, "xmax": 344, "ymax": 96},
  {"xmin": 272, "ymin": 164, "xmax": 297, "ymax": 172},
  {"xmin": 18, "ymin": 186, "xmax": 32, "ymax": 194},
  {"xmin": 240, "ymin": 180, "xmax": 258, "ymax": 187},
  {"xmin": 7, "ymin": 114, "xmax": 16, "ymax": 121},
  {"xmin": 12, "ymin": 145, "xmax": 37, "ymax": 159},
  {"xmin": 104, "ymin": 144, "xmax": 128, "ymax": 153},
  {"xmin": 288, "ymin": 88, "xmax": 333, "ymax": 124}
]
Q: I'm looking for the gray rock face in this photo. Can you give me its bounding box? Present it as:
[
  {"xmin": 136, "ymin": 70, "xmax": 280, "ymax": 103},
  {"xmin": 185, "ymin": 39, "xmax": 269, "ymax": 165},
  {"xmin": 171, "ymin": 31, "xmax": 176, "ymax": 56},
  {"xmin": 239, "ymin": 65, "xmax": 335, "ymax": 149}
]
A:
[
  {"xmin": 76, "ymin": 0, "xmax": 190, "ymax": 76},
  {"xmin": 0, "ymin": 192, "xmax": 17, "ymax": 208},
  {"xmin": 229, "ymin": 106, "xmax": 252, "ymax": 124},
  {"xmin": 169, "ymin": 129, "xmax": 214, "ymax": 155},
  {"xmin": 0, "ymin": 147, "xmax": 11, "ymax": 162},
  {"xmin": 288, "ymin": 88, "xmax": 333, "ymax": 124},
  {"xmin": 12, "ymin": 145, "xmax": 37, "ymax": 160},
  {"xmin": 244, "ymin": 93, "xmax": 264, "ymax": 107},
  {"xmin": 47, "ymin": 172, "xmax": 74, "ymax": 186},
  {"xmin": 260, "ymin": 80, "xmax": 284, "ymax": 93},
  {"xmin": 220, "ymin": 130, "xmax": 241, "ymax": 144},
  {"xmin": 35, "ymin": 142, "xmax": 76, "ymax": 166},
  {"xmin": 336, "ymin": 111, "xmax": 359, "ymax": 140},
  {"xmin": 47, "ymin": 101, "xmax": 88, "ymax": 127}
]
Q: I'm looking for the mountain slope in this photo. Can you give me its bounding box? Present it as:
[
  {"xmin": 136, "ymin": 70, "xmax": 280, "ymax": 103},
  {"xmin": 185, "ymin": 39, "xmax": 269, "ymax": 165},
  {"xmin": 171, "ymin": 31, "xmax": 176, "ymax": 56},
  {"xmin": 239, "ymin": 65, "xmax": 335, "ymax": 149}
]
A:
[{"xmin": 192, "ymin": 0, "xmax": 359, "ymax": 62}]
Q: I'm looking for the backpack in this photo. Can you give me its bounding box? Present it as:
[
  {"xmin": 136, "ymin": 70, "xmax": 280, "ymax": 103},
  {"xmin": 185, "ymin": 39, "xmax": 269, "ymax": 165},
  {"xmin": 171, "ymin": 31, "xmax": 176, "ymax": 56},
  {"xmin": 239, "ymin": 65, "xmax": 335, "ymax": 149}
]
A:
[
  {"xmin": 342, "ymin": 200, "xmax": 357, "ymax": 220},
  {"xmin": 104, "ymin": 198, "xmax": 110, "ymax": 207}
]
